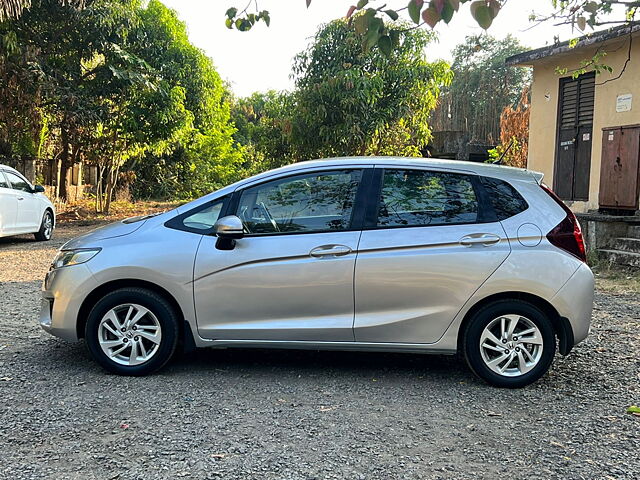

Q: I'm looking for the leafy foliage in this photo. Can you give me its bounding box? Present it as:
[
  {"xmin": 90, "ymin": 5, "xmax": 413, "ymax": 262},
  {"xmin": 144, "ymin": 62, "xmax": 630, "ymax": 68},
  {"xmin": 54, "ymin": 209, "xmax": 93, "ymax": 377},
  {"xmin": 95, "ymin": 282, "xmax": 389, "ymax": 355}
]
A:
[
  {"xmin": 223, "ymin": 1, "xmax": 639, "ymax": 60},
  {"xmin": 230, "ymin": 90, "xmax": 295, "ymax": 172},
  {"xmin": 126, "ymin": 0, "xmax": 244, "ymax": 200},
  {"xmin": 289, "ymin": 18, "xmax": 451, "ymax": 159},
  {"xmin": 0, "ymin": 0, "xmax": 85, "ymax": 20},
  {"xmin": 227, "ymin": 1, "xmax": 638, "ymax": 106},
  {"xmin": 1, "ymin": 0, "xmax": 244, "ymax": 208}
]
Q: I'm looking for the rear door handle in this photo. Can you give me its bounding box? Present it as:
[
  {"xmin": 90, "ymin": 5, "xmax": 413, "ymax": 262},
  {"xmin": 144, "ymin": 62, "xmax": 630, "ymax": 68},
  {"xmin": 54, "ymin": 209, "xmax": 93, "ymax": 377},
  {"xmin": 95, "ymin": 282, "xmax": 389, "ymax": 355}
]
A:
[
  {"xmin": 309, "ymin": 244, "xmax": 352, "ymax": 258},
  {"xmin": 459, "ymin": 233, "xmax": 501, "ymax": 247},
  {"xmin": 17, "ymin": 196, "xmax": 24, "ymax": 201}
]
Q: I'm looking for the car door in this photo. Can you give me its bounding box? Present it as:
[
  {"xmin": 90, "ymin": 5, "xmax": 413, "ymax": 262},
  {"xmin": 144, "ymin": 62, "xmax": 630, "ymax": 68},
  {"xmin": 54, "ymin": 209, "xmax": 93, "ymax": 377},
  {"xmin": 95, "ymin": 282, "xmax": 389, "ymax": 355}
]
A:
[
  {"xmin": 0, "ymin": 171, "xmax": 19, "ymax": 235},
  {"xmin": 194, "ymin": 168, "xmax": 369, "ymax": 342},
  {"xmin": 353, "ymin": 167, "xmax": 511, "ymax": 344},
  {"xmin": 3, "ymin": 171, "xmax": 39, "ymax": 232}
]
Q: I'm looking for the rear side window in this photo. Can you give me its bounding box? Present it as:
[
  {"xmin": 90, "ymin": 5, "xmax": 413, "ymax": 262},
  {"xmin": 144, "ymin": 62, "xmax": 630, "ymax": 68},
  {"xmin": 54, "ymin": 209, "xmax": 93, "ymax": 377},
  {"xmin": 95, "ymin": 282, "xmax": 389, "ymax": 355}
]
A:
[
  {"xmin": 0, "ymin": 171, "xmax": 9, "ymax": 189},
  {"xmin": 377, "ymin": 169, "xmax": 479, "ymax": 227},
  {"xmin": 480, "ymin": 176, "xmax": 529, "ymax": 220}
]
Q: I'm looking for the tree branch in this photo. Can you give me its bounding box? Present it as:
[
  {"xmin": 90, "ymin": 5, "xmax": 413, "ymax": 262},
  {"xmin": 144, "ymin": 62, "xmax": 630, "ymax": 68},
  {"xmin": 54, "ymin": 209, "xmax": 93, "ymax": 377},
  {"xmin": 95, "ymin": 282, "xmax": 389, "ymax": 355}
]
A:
[{"xmin": 596, "ymin": 31, "xmax": 633, "ymax": 85}]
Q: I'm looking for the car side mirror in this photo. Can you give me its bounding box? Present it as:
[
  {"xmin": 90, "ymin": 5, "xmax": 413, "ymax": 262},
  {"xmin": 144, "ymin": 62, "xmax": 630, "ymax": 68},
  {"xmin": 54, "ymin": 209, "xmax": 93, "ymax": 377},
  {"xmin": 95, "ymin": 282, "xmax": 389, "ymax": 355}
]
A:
[
  {"xmin": 213, "ymin": 215, "xmax": 244, "ymax": 250},
  {"xmin": 33, "ymin": 185, "xmax": 45, "ymax": 193}
]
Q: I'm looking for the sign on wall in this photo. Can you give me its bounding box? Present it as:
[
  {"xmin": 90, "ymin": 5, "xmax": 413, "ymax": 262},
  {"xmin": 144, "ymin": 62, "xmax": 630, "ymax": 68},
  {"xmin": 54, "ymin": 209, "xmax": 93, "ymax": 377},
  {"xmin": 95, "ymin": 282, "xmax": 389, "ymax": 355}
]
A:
[{"xmin": 616, "ymin": 94, "xmax": 632, "ymax": 112}]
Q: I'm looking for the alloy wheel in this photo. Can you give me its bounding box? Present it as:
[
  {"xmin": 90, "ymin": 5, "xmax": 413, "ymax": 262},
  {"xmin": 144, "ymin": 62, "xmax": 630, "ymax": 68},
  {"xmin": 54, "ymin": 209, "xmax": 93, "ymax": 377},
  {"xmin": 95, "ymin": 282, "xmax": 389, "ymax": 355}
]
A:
[
  {"xmin": 43, "ymin": 212, "xmax": 53, "ymax": 239},
  {"xmin": 479, "ymin": 314, "xmax": 544, "ymax": 377},
  {"xmin": 97, "ymin": 303, "xmax": 162, "ymax": 366}
]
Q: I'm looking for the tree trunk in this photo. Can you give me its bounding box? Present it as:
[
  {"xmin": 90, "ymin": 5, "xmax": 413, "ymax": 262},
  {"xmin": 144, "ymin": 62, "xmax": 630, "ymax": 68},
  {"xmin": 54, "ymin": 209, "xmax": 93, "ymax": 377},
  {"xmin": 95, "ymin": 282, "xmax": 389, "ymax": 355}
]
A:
[
  {"xmin": 59, "ymin": 127, "xmax": 70, "ymax": 202},
  {"xmin": 104, "ymin": 163, "xmax": 120, "ymax": 214},
  {"xmin": 95, "ymin": 165, "xmax": 105, "ymax": 213}
]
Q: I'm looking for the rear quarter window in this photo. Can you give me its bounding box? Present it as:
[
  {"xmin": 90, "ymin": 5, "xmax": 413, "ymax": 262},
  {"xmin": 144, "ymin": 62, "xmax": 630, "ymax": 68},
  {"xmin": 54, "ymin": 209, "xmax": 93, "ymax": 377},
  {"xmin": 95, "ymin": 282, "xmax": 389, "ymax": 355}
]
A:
[{"xmin": 480, "ymin": 176, "xmax": 529, "ymax": 220}]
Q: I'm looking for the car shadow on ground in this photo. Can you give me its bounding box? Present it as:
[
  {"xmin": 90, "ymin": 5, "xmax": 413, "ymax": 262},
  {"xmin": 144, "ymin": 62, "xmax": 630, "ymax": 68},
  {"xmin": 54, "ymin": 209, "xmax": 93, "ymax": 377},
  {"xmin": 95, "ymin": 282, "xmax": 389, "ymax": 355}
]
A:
[
  {"xmin": 22, "ymin": 336, "xmax": 615, "ymax": 393},
  {"xmin": 29, "ymin": 336, "xmax": 473, "ymax": 384},
  {"xmin": 0, "ymin": 234, "xmax": 40, "ymax": 246},
  {"xmin": 170, "ymin": 346, "xmax": 471, "ymax": 383}
]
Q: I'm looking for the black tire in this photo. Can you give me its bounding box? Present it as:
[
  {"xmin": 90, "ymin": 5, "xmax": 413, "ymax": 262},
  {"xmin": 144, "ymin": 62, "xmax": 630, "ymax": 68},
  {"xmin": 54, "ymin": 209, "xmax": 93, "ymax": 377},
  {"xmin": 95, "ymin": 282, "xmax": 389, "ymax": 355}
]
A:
[
  {"xmin": 463, "ymin": 300, "xmax": 556, "ymax": 388},
  {"xmin": 34, "ymin": 210, "xmax": 54, "ymax": 241},
  {"xmin": 85, "ymin": 288, "xmax": 179, "ymax": 376}
]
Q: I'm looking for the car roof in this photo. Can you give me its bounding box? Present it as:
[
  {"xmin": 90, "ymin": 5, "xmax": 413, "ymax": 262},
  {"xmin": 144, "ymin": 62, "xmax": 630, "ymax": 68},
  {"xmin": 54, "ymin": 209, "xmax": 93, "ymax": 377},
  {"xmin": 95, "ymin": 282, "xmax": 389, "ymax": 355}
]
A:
[
  {"xmin": 172, "ymin": 156, "xmax": 545, "ymax": 214},
  {"xmin": 244, "ymin": 157, "xmax": 544, "ymax": 185},
  {"xmin": 0, "ymin": 164, "xmax": 20, "ymax": 175}
]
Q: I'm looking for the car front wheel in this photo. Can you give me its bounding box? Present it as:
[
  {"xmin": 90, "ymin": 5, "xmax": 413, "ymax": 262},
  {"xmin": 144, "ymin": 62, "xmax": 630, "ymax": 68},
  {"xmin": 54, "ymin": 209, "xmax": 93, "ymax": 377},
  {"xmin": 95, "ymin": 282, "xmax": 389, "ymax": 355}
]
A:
[
  {"xmin": 34, "ymin": 210, "xmax": 54, "ymax": 241},
  {"xmin": 85, "ymin": 288, "xmax": 179, "ymax": 376},
  {"xmin": 463, "ymin": 300, "xmax": 556, "ymax": 388}
]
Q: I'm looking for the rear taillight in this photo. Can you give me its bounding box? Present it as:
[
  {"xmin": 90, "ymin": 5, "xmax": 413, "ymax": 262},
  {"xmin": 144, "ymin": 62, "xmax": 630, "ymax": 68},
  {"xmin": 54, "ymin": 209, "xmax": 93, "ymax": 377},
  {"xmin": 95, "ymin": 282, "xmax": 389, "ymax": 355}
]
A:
[{"xmin": 540, "ymin": 184, "xmax": 586, "ymax": 262}]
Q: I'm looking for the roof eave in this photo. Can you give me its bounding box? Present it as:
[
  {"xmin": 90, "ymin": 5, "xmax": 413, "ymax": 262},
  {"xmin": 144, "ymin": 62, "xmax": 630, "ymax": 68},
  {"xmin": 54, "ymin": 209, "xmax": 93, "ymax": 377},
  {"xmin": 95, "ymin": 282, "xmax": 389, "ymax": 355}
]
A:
[{"xmin": 505, "ymin": 23, "xmax": 640, "ymax": 67}]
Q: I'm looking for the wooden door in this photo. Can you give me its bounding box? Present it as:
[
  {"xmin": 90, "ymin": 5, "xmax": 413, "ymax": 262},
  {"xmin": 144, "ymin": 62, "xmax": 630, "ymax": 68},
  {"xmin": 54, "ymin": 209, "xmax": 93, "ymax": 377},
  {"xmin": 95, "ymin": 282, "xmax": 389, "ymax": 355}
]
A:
[
  {"xmin": 554, "ymin": 73, "xmax": 595, "ymax": 201},
  {"xmin": 599, "ymin": 126, "xmax": 640, "ymax": 210}
]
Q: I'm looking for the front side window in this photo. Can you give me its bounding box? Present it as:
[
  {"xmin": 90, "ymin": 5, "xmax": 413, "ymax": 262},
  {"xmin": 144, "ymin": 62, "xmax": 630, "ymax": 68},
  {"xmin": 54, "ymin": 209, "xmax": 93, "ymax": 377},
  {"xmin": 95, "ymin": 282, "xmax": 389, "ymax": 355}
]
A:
[
  {"xmin": 182, "ymin": 200, "xmax": 224, "ymax": 231},
  {"xmin": 377, "ymin": 169, "xmax": 478, "ymax": 227},
  {"xmin": 4, "ymin": 171, "xmax": 31, "ymax": 192},
  {"xmin": 236, "ymin": 170, "xmax": 362, "ymax": 235}
]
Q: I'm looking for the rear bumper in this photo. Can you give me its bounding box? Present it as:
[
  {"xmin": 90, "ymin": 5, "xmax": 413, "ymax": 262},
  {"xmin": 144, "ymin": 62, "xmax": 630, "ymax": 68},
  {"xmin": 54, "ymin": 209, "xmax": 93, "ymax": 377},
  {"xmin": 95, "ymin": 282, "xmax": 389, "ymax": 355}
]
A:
[{"xmin": 550, "ymin": 262, "xmax": 594, "ymax": 347}]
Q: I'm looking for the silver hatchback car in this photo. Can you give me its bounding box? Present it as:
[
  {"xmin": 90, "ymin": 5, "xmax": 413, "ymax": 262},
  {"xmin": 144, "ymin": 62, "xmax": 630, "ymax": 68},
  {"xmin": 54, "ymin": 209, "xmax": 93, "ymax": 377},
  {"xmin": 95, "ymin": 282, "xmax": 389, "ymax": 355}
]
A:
[{"xmin": 40, "ymin": 158, "xmax": 594, "ymax": 387}]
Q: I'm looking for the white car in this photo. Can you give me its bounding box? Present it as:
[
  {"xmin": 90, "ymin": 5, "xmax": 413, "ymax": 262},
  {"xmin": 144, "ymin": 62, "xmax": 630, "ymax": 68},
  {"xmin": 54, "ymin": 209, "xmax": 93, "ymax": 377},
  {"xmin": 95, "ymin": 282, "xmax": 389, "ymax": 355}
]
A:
[{"xmin": 0, "ymin": 164, "xmax": 55, "ymax": 241}]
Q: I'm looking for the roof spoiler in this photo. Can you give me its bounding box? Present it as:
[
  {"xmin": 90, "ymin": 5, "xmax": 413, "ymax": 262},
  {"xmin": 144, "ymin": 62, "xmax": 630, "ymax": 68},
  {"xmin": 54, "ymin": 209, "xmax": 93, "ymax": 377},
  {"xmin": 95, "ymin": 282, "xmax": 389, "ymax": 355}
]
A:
[{"xmin": 531, "ymin": 171, "xmax": 544, "ymax": 185}]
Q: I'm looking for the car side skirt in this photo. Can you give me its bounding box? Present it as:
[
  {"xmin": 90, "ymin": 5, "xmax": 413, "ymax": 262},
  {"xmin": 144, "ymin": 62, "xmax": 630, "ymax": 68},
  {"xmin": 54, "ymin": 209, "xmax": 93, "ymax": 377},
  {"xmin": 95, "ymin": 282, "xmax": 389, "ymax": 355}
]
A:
[{"xmin": 188, "ymin": 338, "xmax": 457, "ymax": 355}]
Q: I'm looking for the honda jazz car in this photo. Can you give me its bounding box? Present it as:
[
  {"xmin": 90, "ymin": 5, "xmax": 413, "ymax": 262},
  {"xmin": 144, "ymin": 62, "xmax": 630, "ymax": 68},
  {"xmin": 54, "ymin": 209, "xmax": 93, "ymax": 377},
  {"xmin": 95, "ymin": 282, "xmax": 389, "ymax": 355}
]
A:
[
  {"xmin": 39, "ymin": 157, "xmax": 594, "ymax": 387},
  {"xmin": 0, "ymin": 164, "xmax": 55, "ymax": 241}
]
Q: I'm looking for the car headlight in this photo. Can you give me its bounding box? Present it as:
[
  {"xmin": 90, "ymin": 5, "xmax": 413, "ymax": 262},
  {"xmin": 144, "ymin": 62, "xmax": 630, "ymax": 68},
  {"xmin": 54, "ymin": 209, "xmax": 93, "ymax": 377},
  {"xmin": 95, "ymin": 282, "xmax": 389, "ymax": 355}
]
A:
[{"xmin": 52, "ymin": 248, "xmax": 101, "ymax": 269}]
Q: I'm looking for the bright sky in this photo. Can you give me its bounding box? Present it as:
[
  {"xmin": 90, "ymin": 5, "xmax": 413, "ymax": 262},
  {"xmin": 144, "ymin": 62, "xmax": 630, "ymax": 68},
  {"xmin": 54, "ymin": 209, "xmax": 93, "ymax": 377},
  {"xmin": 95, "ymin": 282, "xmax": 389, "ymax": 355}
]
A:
[{"xmin": 161, "ymin": 0, "xmax": 591, "ymax": 97}]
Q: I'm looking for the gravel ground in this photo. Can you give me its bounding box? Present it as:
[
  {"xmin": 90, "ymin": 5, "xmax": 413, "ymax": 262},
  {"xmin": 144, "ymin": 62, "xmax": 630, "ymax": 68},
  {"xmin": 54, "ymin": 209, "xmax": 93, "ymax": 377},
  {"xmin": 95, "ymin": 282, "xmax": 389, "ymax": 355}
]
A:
[{"xmin": 0, "ymin": 224, "xmax": 638, "ymax": 480}]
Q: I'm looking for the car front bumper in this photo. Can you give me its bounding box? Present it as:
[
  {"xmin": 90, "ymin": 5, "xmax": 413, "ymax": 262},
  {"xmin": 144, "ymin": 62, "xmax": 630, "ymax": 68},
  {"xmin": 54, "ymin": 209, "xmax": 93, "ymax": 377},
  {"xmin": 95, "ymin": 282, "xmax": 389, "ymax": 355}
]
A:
[{"xmin": 40, "ymin": 263, "xmax": 98, "ymax": 342}]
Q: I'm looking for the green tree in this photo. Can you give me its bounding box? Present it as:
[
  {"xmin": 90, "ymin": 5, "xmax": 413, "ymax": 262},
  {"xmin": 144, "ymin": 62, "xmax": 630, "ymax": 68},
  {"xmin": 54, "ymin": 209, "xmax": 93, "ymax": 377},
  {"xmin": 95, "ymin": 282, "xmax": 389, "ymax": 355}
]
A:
[
  {"xmin": 2, "ymin": 0, "xmax": 241, "ymax": 207},
  {"xmin": 289, "ymin": 18, "xmax": 452, "ymax": 159},
  {"xmin": 2, "ymin": 0, "xmax": 151, "ymax": 202},
  {"xmin": 126, "ymin": 0, "xmax": 243, "ymax": 200},
  {"xmin": 230, "ymin": 90, "xmax": 295, "ymax": 171}
]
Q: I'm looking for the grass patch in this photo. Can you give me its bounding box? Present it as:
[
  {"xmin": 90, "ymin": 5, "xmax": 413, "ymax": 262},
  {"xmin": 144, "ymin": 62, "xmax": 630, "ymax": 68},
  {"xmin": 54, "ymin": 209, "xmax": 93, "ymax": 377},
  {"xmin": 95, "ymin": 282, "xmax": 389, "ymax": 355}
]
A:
[{"xmin": 593, "ymin": 265, "xmax": 640, "ymax": 294}]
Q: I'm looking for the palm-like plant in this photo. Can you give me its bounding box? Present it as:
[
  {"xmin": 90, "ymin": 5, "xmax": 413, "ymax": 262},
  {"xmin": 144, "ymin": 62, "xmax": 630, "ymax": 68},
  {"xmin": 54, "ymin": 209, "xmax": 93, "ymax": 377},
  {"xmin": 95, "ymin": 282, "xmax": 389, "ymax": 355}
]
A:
[
  {"xmin": 0, "ymin": 0, "xmax": 28, "ymax": 20},
  {"xmin": 0, "ymin": 1, "xmax": 84, "ymax": 21}
]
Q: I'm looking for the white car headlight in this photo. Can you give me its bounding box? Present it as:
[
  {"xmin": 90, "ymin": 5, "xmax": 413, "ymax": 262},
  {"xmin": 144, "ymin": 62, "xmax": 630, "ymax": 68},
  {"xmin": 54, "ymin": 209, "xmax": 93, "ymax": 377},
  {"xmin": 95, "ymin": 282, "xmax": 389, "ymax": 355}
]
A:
[{"xmin": 52, "ymin": 248, "xmax": 101, "ymax": 269}]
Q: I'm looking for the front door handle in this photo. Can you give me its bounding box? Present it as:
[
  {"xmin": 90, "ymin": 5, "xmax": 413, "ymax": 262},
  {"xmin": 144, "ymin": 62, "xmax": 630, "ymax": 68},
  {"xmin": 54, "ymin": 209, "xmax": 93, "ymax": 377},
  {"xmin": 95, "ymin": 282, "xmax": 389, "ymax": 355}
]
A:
[
  {"xmin": 459, "ymin": 233, "xmax": 501, "ymax": 247},
  {"xmin": 309, "ymin": 244, "xmax": 352, "ymax": 258},
  {"xmin": 17, "ymin": 196, "xmax": 24, "ymax": 201}
]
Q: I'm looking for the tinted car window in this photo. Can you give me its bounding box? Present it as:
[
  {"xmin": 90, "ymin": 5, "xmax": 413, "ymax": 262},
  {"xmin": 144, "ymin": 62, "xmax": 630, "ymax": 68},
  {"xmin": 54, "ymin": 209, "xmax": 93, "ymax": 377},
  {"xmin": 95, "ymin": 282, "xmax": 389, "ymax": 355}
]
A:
[
  {"xmin": 4, "ymin": 171, "xmax": 31, "ymax": 192},
  {"xmin": 480, "ymin": 176, "xmax": 529, "ymax": 220},
  {"xmin": 236, "ymin": 170, "xmax": 362, "ymax": 234},
  {"xmin": 377, "ymin": 169, "xmax": 478, "ymax": 227},
  {"xmin": 0, "ymin": 172, "xmax": 9, "ymax": 189},
  {"xmin": 182, "ymin": 201, "xmax": 224, "ymax": 231}
]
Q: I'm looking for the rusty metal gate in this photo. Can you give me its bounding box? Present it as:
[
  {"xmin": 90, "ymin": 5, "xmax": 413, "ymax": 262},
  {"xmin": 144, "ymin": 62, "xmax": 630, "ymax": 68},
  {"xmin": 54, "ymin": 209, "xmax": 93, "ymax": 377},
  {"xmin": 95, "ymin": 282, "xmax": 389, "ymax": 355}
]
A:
[{"xmin": 554, "ymin": 72, "xmax": 595, "ymax": 201}]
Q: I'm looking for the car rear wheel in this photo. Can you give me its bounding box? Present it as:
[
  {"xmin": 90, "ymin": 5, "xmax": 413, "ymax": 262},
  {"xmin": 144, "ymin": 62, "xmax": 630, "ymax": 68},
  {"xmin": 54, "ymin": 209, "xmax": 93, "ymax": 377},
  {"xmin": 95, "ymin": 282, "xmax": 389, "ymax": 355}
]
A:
[
  {"xmin": 34, "ymin": 210, "xmax": 54, "ymax": 241},
  {"xmin": 463, "ymin": 300, "xmax": 556, "ymax": 388},
  {"xmin": 85, "ymin": 288, "xmax": 179, "ymax": 376}
]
